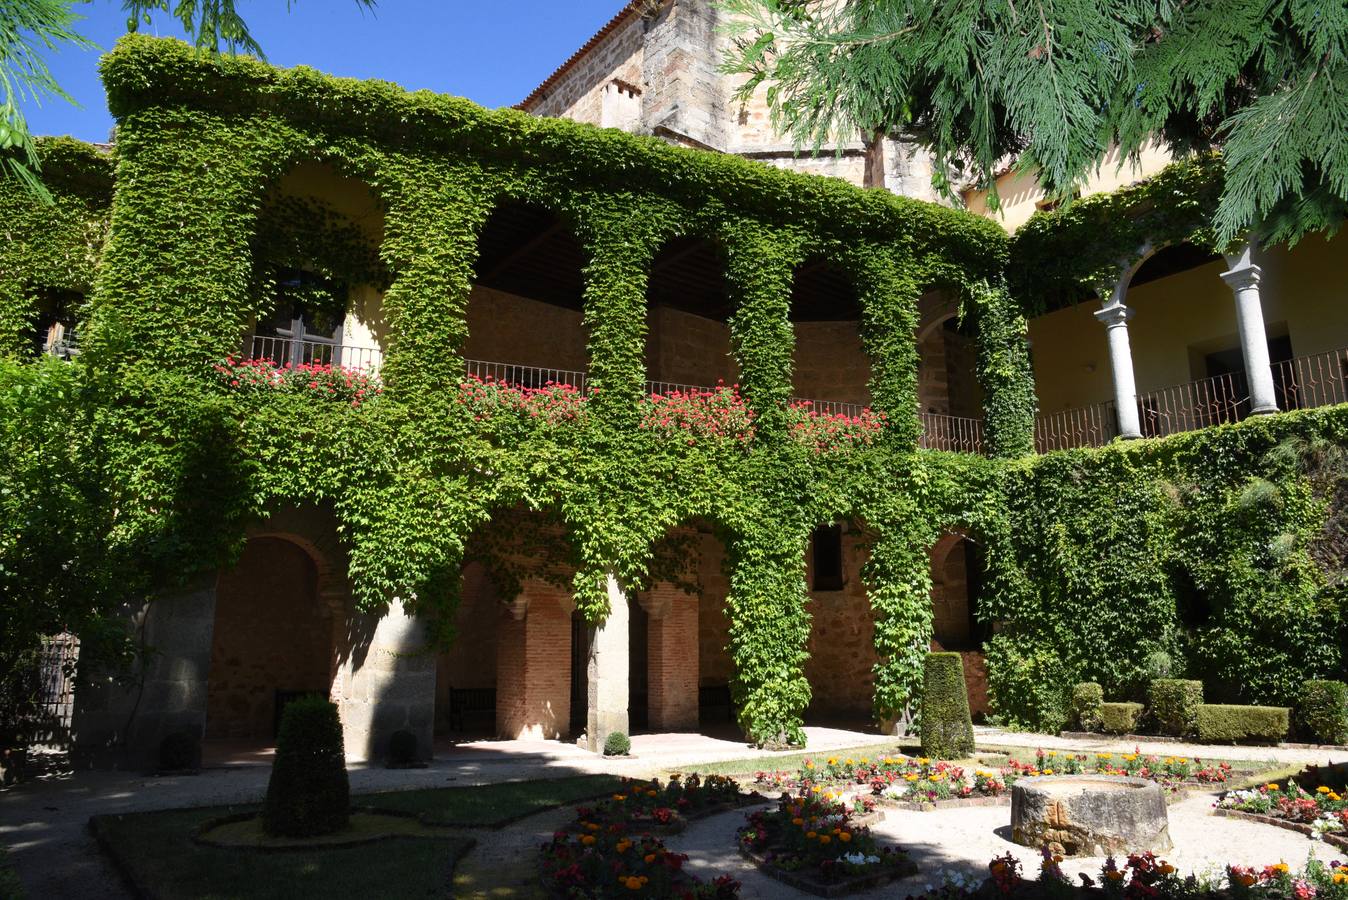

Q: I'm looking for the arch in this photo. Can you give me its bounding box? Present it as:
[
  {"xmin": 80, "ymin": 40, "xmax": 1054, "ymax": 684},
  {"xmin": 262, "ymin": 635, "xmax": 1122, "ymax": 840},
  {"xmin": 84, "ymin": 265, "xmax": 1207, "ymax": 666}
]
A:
[
  {"xmin": 789, "ymin": 256, "xmax": 872, "ymax": 409},
  {"xmin": 803, "ymin": 518, "xmax": 881, "ymax": 730},
  {"xmin": 206, "ymin": 534, "xmax": 339, "ymax": 742},
  {"xmin": 246, "ymin": 159, "xmax": 389, "ymax": 371},
  {"xmin": 915, "ymin": 290, "xmax": 984, "ymax": 420},
  {"xmin": 644, "ymin": 235, "xmax": 737, "ymax": 392},
  {"xmin": 927, "ymin": 530, "xmax": 991, "ymax": 719},
  {"xmin": 465, "ymin": 200, "xmax": 590, "ymax": 385}
]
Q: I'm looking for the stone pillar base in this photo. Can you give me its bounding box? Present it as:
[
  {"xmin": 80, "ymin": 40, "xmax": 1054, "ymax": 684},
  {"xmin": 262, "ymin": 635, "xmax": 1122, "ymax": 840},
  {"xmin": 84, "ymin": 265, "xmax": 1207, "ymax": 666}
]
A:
[{"xmin": 336, "ymin": 599, "xmax": 436, "ymax": 763}]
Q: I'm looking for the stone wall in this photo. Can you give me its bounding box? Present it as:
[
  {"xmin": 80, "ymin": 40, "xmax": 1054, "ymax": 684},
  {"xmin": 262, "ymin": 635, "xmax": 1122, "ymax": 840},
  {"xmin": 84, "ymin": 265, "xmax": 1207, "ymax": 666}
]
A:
[
  {"xmin": 804, "ymin": 529, "xmax": 878, "ymax": 721},
  {"xmin": 526, "ymin": 12, "xmax": 645, "ymax": 123},
  {"xmin": 646, "ymin": 306, "xmax": 739, "ymax": 388},
  {"xmin": 465, "ymin": 285, "xmax": 590, "ymax": 374},
  {"xmin": 206, "ymin": 537, "xmax": 334, "ymax": 741},
  {"xmin": 793, "ymin": 320, "xmax": 871, "ymax": 406}
]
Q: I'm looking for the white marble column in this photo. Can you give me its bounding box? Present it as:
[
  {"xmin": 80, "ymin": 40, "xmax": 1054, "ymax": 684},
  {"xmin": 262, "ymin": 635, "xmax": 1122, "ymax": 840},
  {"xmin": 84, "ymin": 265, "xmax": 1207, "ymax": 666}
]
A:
[
  {"xmin": 1221, "ymin": 242, "xmax": 1279, "ymax": 415},
  {"xmin": 1094, "ymin": 294, "xmax": 1142, "ymax": 439},
  {"xmin": 585, "ymin": 574, "xmax": 630, "ymax": 752}
]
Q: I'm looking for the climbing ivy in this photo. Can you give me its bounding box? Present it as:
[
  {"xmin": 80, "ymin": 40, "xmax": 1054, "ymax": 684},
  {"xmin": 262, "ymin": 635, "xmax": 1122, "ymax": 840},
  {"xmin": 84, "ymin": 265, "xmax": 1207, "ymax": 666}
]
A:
[{"xmin": 1, "ymin": 36, "xmax": 1342, "ymax": 749}]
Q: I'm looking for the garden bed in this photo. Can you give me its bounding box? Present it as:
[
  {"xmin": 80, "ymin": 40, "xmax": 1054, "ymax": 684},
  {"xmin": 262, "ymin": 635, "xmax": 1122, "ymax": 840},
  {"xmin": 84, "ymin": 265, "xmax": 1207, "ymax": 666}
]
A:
[
  {"xmin": 539, "ymin": 827, "xmax": 741, "ymax": 898},
  {"xmin": 736, "ymin": 792, "xmax": 915, "ymax": 897},
  {"xmin": 1212, "ymin": 808, "xmax": 1348, "ymax": 852},
  {"xmin": 567, "ymin": 773, "xmax": 763, "ymax": 836},
  {"xmin": 1213, "ymin": 764, "xmax": 1348, "ymax": 846}
]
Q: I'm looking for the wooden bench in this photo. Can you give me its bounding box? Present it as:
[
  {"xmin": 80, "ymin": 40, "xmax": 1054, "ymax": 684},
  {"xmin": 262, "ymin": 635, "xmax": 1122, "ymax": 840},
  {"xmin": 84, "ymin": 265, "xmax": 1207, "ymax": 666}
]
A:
[{"xmin": 448, "ymin": 687, "xmax": 496, "ymax": 732}]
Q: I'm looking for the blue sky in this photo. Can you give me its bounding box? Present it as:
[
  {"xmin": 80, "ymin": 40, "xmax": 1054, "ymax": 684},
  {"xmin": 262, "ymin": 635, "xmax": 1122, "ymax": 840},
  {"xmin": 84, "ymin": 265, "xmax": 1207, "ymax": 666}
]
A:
[{"xmin": 29, "ymin": 1, "xmax": 627, "ymax": 142}]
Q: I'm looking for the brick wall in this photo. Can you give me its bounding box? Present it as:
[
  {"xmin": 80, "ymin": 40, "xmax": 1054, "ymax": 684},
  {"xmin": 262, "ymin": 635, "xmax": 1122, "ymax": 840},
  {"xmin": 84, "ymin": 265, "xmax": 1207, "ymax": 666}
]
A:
[
  {"xmin": 207, "ymin": 537, "xmax": 334, "ymax": 740},
  {"xmin": 435, "ymin": 562, "xmax": 499, "ymax": 730},
  {"xmin": 695, "ymin": 532, "xmax": 734, "ymax": 688},
  {"xmin": 496, "ymin": 585, "xmax": 573, "ymax": 740},
  {"xmin": 643, "ymin": 585, "xmax": 699, "ymax": 731}
]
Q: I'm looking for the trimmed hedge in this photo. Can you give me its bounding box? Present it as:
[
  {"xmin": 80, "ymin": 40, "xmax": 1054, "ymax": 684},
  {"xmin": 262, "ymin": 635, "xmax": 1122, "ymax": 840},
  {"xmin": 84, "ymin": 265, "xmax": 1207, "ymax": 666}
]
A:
[
  {"xmin": 1070, "ymin": 682, "xmax": 1104, "ymax": 732},
  {"xmin": 921, "ymin": 653, "xmax": 975, "ymax": 759},
  {"xmin": 262, "ymin": 696, "xmax": 350, "ymax": 837},
  {"xmin": 1149, "ymin": 679, "xmax": 1203, "ymax": 738},
  {"xmin": 1196, "ymin": 704, "xmax": 1290, "ymax": 744},
  {"xmin": 603, "ymin": 732, "xmax": 631, "ymax": 757},
  {"xmin": 1296, "ymin": 680, "xmax": 1348, "ymax": 745},
  {"xmin": 1099, "ymin": 702, "xmax": 1144, "ymax": 735}
]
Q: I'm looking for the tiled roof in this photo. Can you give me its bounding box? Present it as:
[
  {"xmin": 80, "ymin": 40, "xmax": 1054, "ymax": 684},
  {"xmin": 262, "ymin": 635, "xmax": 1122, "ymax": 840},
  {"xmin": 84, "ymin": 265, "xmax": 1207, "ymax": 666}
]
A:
[{"xmin": 516, "ymin": 3, "xmax": 642, "ymax": 110}]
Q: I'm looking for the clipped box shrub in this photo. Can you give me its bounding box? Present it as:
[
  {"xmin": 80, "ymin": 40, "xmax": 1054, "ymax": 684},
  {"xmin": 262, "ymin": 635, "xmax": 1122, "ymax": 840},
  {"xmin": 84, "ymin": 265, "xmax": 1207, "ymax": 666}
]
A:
[
  {"xmin": 921, "ymin": 652, "xmax": 975, "ymax": 759},
  {"xmin": 1099, "ymin": 702, "xmax": 1144, "ymax": 735},
  {"xmin": 262, "ymin": 696, "xmax": 350, "ymax": 837},
  {"xmin": 1070, "ymin": 683, "xmax": 1104, "ymax": 732},
  {"xmin": 603, "ymin": 731, "xmax": 631, "ymax": 757},
  {"xmin": 1297, "ymin": 680, "xmax": 1348, "ymax": 745},
  {"xmin": 1149, "ymin": 679, "xmax": 1203, "ymax": 737},
  {"xmin": 1197, "ymin": 704, "xmax": 1290, "ymax": 744}
]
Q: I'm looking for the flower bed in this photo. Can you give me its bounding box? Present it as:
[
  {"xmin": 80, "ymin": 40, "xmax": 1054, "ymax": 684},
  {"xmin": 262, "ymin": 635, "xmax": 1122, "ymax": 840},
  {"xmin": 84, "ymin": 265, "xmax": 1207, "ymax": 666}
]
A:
[
  {"xmin": 736, "ymin": 792, "xmax": 914, "ymax": 897},
  {"xmin": 908, "ymin": 851, "xmax": 1348, "ymax": 900},
  {"xmin": 540, "ymin": 828, "xmax": 741, "ymax": 899},
  {"xmin": 754, "ymin": 750, "xmax": 1235, "ymax": 811},
  {"xmin": 569, "ymin": 774, "xmax": 754, "ymax": 836},
  {"xmin": 1215, "ymin": 773, "xmax": 1348, "ymax": 848}
]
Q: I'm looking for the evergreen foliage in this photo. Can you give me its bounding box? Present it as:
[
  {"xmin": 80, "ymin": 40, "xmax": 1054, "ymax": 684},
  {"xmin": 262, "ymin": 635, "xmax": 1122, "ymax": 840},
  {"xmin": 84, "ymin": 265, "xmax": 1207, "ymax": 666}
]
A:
[
  {"xmin": 262, "ymin": 696, "xmax": 349, "ymax": 837},
  {"xmin": 919, "ymin": 652, "xmax": 973, "ymax": 758},
  {"xmin": 1148, "ymin": 679, "xmax": 1203, "ymax": 738},
  {"xmin": 1197, "ymin": 703, "xmax": 1290, "ymax": 744},
  {"xmin": 1099, "ymin": 702, "xmax": 1144, "ymax": 735},
  {"xmin": 1297, "ymin": 680, "xmax": 1348, "ymax": 745},
  {"xmin": 722, "ymin": 0, "xmax": 1348, "ymax": 246},
  {"xmin": 1070, "ymin": 682, "xmax": 1103, "ymax": 733},
  {"xmin": 602, "ymin": 732, "xmax": 631, "ymax": 757}
]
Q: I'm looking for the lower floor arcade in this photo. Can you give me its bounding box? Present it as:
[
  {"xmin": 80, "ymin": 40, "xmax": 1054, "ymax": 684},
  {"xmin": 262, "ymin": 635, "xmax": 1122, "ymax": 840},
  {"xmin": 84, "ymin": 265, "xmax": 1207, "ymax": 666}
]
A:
[{"xmin": 69, "ymin": 507, "xmax": 990, "ymax": 768}]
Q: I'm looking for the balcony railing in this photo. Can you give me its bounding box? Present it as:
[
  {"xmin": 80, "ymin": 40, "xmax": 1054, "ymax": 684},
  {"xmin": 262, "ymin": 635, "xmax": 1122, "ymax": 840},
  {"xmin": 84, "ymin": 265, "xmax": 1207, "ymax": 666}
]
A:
[
  {"xmin": 247, "ymin": 334, "xmax": 383, "ymax": 370},
  {"xmin": 1034, "ymin": 400, "xmax": 1118, "ymax": 453},
  {"xmin": 919, "ymin": 413, "xmax": 985, "ymax": 454},
  {"xmin": 1135, "ymin": 370, "xmax": 1248, "ymax": 438},
  {"xmin": 790, "ymin": 397, "xmax": 868, "ymax": 419},
  {"xmin": 1271, "ymin": 347, "xmax": 1348, "ymax": 410},
  {"xmin": 464, "ymin": 357, "xmax": 588, "ymax": 392}
]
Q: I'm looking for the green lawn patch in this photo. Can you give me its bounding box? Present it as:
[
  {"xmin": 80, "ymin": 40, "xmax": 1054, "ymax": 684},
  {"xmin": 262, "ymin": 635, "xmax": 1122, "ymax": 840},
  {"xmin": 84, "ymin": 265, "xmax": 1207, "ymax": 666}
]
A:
[
  {"xmin": 366, "ymin": 774, "xmax": 626, "ymax": 826},
  {"xmin": 0, "ymin": 843, "xmax": 24, "ymax": 900},
  {"xmin": 93, "ymin": 774, "xmax": 625, "ymax": 899}
]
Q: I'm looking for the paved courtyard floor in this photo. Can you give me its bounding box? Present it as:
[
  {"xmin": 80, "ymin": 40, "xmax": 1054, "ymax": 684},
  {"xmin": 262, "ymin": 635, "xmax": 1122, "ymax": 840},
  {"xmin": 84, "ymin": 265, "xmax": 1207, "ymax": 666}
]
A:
[{"xmin": 2, "ymin": 725, "xmax": 1343, "ymax": 899}]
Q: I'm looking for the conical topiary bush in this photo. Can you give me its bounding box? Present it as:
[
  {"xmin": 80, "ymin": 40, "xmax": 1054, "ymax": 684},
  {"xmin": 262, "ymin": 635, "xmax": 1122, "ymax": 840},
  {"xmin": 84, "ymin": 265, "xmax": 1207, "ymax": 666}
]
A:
[
  {"xmin": 920, "ymin": 652, "xmax": 975, "ymax": 759},
  {"xmin": 262, "ymin": 695, "xmax": 350, "ymax": 837}
]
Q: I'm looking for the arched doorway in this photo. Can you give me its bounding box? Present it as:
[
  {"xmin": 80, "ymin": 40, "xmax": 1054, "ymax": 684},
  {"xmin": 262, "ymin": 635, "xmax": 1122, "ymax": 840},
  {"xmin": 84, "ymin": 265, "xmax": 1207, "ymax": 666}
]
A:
[
  {"xmin": 206, "ymin": 537, "xmax": 336, "ymax": 742},
  {"xmin": 929, "ymin": 532, "xmax": 991, "ymax": 718}
]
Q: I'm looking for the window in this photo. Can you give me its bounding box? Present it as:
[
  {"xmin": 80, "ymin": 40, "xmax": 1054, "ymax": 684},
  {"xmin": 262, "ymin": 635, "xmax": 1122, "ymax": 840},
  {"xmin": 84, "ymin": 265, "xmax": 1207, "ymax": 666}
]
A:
[
  {"xmin": 811, "ymin": 524, "xmax": 844, "ymax": 591},
  {"xmin": 253, "ymin": 269, "xmax": 345, "ymax": 366}
]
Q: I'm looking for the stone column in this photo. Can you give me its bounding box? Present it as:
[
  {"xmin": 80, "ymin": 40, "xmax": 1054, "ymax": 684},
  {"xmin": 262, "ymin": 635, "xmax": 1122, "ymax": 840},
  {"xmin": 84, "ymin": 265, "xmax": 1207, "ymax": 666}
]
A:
[
  {"xmin": 640, "ymin": 583, "xmax": 699, "ymax": 732},
  {"xmin": 495, "ymin": 583, "xmax": 572, "ymax": 740},
  {"xmin": 1095, "ymin": 289, "xmax": 1142, "ymax": 439},
  {"xmin": 1221, "ymin": 242, "xmax": 1279, "ymax": 415},
  {"xmin": 585, "ymin": 574, "xmax": 630, "ymax": 752},
  {"xmin": 336, "ymin": 598, "xmax": 436, "ymax": 763},
  {"xmin": 71, "ymin": 577, "xmax": 216, "ymax": 770}
]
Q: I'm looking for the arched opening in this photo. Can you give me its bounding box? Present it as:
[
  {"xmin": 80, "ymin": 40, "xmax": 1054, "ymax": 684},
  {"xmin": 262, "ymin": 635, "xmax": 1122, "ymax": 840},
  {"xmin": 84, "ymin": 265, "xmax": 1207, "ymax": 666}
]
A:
[
  {"xmin": 928, "ymin": 532, "xmax": 991, "ymax": 719},
  {"xmin": 247, "ymin": 162, "xmax": 388, "ymax": 371},
  {"xmin": 644, "ymin": 237, "xmax": 737, "ymax": 392},
  {"xmin": 466, "ymin": 200, "xmax": 589, "ymax": 388},
  {"xmin": 803, "ymin": 519, "xmax": 881, "ymax": 731},
  {"xmin": 790, "ymin": 258, "xmax": 871, "ymax": 414},
  {"xmin": 917, "ymin": 291, "xmax": 985, "ymax": 451},
  {"xmin": 206, "ymin": 537, "xmax": 337, "ymax": 746},
  {"xmin": 437, "ymin": 507, "xmax": 581, "ymax": 743}
]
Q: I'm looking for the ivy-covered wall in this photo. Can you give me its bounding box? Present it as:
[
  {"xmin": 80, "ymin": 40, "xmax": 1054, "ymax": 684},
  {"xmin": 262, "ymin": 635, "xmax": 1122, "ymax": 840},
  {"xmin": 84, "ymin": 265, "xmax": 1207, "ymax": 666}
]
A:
[{"xmin": 1, "ymin": 37, "xmax": 1342, "ymax": 747}]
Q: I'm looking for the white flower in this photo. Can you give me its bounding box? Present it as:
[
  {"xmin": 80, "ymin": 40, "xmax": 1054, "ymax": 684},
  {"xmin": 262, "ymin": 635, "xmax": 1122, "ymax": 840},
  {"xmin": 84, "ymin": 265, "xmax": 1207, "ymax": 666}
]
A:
[{"xmin": 843, "ymin": 852, "xmax": 871, "ymax": 866}]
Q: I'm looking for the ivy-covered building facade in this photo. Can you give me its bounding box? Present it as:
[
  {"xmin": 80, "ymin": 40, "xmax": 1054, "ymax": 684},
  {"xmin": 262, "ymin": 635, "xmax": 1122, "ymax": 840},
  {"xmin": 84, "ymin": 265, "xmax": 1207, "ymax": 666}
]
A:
[{"xmin": 6, "ymin": 34, "xmax": 1346, "ymax": 768}]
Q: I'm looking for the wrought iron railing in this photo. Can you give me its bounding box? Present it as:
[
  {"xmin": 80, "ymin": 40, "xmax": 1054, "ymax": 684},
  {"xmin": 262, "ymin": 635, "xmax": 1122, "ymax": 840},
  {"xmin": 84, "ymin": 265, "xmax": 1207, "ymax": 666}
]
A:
[
  {"xmin": 919, "ymin": 412, "xmax": 985, "ymax": 454},
  {"xmin": 1271, "ymin": 347, "xmax": 1348, "ymax": 411},
  {"xmin": 1135, "ymin": 371, "xmax": 1249, "ymax": 438},
  {"xmin": 1034, "ymin": 400, "xmax": 1118, "ymax": 453},
  {"xmin": 463, "ymin": 357, "xmax": 588, "ymax": 392},
  {"xmin": 1, "ymin": 632, "xmax": 78, "ymax": 749},
  {"xmin": 247, "ymin": 334, "xmax": 383, "ymax": 370},
  {"xmin": 789, "ymin": 397, "xmax": 868, "ymax": 419}
]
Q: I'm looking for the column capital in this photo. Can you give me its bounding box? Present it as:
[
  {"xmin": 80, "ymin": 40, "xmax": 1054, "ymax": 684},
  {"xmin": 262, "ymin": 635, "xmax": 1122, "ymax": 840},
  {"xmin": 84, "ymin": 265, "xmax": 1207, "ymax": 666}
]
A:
[
  {"xmin": 1219, "ymin": 263, "xmax": 1263, "ymax": 291},
  {"xmin": 1093, "ymin": 302, "xmax": 1135, "ymax": 327}
]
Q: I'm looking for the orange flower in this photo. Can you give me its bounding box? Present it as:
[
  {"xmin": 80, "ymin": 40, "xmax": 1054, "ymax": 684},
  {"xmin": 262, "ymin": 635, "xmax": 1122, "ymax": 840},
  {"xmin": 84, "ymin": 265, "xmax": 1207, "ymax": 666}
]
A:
[
  {"xmin": 1106, "ymin": 871, "xmax": 1125, "ymax": 882},
  {"xmin": 581, "ymin": 835, "xmax": 597, "ymax": 846},
  {"xmin": 819, "ymin": 835, "xmax": 832, "ymax": 845},
  {"xmin": 838, "ymin": 831, "xmax": 852, "ymax": 843},
  {"xmin": 644, "ymin": 853, "xmax": 656, "ymax": 864},
  {"xmin": 806, "ymin": 831, "xmax": 818, "ymax": 840}
]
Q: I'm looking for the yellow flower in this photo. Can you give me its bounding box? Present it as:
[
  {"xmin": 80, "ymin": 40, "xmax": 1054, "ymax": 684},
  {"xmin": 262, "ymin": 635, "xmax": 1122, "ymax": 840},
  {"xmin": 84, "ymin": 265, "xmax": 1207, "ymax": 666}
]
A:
[
  {"xmin": 845, "ymin": 758, "xmax": 854, "ymax": 766},
  {"xmin": 828, "ymin": 757, "xmax": 838, "ymax": 766},
  {"xmin": 904, "ymin": 774, "xmax": 919, "ymax": 782},
  {"xmin": 1273, "ymin": 863, "xmax": 1290, "ymax": 874},
  {"xmin": 860, "ymin": 758, "xmax": 869, "ymax": 765},
  {"xmin": 1334, "ymin": 874, "xmax": 1348, "ymax": 886},
  {"xmin": 1043, "ymin": 769, "xmax": 1054, "ymax": 776},
  {"xmin": 1266, "ymin": 784, "xmax": 1280, "ymax": 792},
  {"xmin": 1158, "ymin": 864, "xmax": 1175, "ymax": 875},
  {"xmin": 1317, "ymin": 785, "xmax": 1331, "ymax": 794},
  {"xmin": 1330, "ymin": 792, "xmax": 1342, "ymax": 801},
  {"xmin": 804, "ymin": 760, "xmax": 814, "ymax": 769}
]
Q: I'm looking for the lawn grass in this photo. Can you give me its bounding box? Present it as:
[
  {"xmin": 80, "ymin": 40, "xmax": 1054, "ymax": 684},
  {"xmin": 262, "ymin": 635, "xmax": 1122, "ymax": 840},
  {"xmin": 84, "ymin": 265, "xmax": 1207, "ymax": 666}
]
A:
[
  {"xmin": 93, "ymin": 774, "xmax": 625, "ymax": 900},
  {"xmin": 0, "ymin": 843, "xmax": 24, "ymax": 900}
]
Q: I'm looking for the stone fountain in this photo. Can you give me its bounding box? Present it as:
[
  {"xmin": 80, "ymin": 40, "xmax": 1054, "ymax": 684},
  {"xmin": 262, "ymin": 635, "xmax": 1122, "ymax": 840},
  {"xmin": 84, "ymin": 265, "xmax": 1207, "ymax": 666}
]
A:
[{"xmin": 1010, "ymin": 775, "xmax": 1172, "ymax": 857}]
